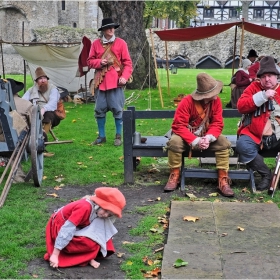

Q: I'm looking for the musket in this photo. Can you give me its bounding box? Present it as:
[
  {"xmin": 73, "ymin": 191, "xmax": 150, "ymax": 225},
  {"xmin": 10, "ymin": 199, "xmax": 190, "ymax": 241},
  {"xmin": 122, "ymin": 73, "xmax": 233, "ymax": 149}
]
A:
[{"xmin": 269, "ymin": 151, "xmax": 280, "ymax": 197}]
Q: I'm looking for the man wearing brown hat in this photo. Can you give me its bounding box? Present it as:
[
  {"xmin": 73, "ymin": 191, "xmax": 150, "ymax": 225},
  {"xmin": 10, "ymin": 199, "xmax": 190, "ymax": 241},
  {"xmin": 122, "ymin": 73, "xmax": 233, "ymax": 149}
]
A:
[
  {"xmin": 236, "ymin": 56, "xmax": 280, "ymax": 193},
  {"xmin": 87, "ymin": 18, "xmax": 133, "ymax": 146},
  {"xmin": 164, "ymin": 73, "xmax": 234, "ymax": 197},
  {"xmin": 22, "ymin": 67, "xmax": 61, "ymax": 136}
]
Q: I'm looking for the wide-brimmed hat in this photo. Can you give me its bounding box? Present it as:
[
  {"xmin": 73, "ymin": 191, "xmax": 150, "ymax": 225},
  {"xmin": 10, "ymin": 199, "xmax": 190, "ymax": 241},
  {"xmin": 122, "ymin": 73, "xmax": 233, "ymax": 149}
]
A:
[
  {"xmin": 247, "ymin": 49, "xmax": 258, "ymax": 58},
  {"xmin": 35, "ymin": 67, "xmax": 49, "ymax": 81},
  {"xmin": 91, "ymin": 187, "xmax": 126, "ymax": 218},
  {"xmin": 191, "ymin": 73, "xmax": 223, "ymax": 101},
  {"xmin": 98, "ymin": 18, "xmax": 120, "ymax": 31},
  {"xmin": 7, "ymin": 78, "xmax": 24, "ymax": 95},
  {"xmin": 257, "ymin": 56, "xmax": 280, "ymax": 77}
]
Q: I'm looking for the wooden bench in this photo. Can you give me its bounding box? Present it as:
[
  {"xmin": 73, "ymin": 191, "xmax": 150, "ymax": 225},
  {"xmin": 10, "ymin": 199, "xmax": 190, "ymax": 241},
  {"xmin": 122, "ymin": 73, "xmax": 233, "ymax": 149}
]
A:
[{"xmin": 123, "ymin": 106, "xmax": 277, "ymax": 193}]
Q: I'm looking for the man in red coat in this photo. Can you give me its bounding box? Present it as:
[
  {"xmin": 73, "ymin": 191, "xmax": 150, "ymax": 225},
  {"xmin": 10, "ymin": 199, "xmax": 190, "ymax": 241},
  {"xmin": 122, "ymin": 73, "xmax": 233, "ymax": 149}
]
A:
[
  {"xmin": 87, "ymin": 18, "xmax": 133, "ymax": 146},
  {"xmin": 236, "ymin": 56, "xmax": 280, "ymax": 193},
  {"xmin": 164, "ymin": 73, "xmax": 234, "ymax": 197}
]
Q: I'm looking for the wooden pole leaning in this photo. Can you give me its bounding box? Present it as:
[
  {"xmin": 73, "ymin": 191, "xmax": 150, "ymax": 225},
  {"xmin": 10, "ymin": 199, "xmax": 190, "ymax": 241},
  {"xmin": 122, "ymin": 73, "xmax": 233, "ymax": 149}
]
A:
[
  {"xmin": 149, "ymin": 29, "xmax": 164, "ymax": 108},
  {"xmin": 239, "ymin": 19, "xmax": 245, "ymax": 68},
  {"xmin": 165, "ymin": 41, "xmax": 170, "ymax": 96},
  {"xmin": 0, "ymin": 130, "xmax": 30, "ymax": 208},
  {"xmin": 232, "ymin": 25, "xmax": 238, "ymax": 77}
]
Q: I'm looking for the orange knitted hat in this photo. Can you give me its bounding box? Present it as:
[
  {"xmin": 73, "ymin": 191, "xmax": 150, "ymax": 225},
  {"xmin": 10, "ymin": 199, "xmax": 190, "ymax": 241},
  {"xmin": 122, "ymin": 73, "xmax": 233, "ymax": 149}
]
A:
[{"xmin": 91, "ymin": 187, "xmax": 126, "ymax": 218}]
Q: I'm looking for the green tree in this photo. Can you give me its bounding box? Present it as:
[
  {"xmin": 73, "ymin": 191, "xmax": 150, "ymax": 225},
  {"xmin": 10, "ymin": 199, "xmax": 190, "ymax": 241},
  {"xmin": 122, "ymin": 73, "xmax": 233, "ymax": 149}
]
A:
[
  {"xmin": 99, "ymin": 1, "xmax": 157, "ymax": 90},
  {"xmin": 144, "ymin": 1, "xmax": 199, "ymax": 28}
]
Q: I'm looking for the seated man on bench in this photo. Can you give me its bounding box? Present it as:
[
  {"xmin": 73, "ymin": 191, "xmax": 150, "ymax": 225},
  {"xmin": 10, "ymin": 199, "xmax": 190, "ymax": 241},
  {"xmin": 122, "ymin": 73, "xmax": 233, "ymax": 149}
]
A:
[
  {"xmin": 236, "ymin": 56, "xmax": 280, "ymax": 193},
  {"xmin": 165, "ymin": 73, "xmax": 234, "ymax": 197}
]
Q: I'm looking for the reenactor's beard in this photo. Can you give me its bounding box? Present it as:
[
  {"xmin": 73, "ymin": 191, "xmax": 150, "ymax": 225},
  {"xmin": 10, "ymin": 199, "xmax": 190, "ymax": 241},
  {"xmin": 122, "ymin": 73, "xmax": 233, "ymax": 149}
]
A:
[{"xmin": 39, "ymin": 84, "xmax": 48, "ymax": 93}]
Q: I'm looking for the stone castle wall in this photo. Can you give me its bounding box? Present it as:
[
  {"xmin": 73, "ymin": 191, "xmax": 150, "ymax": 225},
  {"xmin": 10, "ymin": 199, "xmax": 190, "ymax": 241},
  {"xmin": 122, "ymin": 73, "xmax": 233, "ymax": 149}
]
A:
[{"xmin": 1, "ymin": 1, "xmax": 280, "ymax": 74}]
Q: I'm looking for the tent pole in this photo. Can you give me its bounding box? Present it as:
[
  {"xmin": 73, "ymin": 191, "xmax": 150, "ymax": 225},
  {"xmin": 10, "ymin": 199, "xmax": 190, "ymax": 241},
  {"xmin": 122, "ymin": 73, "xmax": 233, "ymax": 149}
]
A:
[
  {"xmin": 239, "ymin": 19, "xmax": 245, "ymax": 68},
  {"xmin": 149, "ymin": 29, "xmax": 164, "ymax": 108},
  {"xmin": 22, "ymin": 21, "xmax": 26, "ymax": 93},
  {"xmin": 165, "ymin": 41, "xmax": 170, "ymax": 96},
  {"xmin": 232, "ymin": 25, "xmax": 237, "ymax": 77},
  {"xmin": 1, "ymin": 42, "xmax": 5, "ymax": 78}
]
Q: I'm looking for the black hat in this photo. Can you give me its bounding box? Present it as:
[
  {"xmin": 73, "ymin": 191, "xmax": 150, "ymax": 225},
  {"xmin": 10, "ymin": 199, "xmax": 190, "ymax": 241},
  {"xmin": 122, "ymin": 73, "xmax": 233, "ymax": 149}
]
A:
[
  {"xmin": 7, "ymin": 78, "xmax": 24, "ymax": 95},
  {"xmin": 247, "ymin": 49, "xmax": 258, "ymax": 59},
  {"xmin": 98, "ymin": 18, "xmax": 120, "ymax": 31},
  {"xmin": 257, "ymin": 56, "xmax": 280, "ymax": 77}
]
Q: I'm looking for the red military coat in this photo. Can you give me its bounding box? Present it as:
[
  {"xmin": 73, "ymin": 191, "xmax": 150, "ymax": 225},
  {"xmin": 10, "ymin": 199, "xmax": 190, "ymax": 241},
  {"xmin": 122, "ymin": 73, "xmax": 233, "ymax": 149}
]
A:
[
  {"xmin": 87, "ymin": 38, "xmax": 132, "ymax": 91},
  {"xmin": 171, "ymin": 94, "xmax": 224, "ymax": 145},
  {"xmin": 44, "ymin": 199, "xmax": 115, "ymax": 267},
  {"xmin": 237, "ymin": 80, "xmax": 280, "ymax": 144}
]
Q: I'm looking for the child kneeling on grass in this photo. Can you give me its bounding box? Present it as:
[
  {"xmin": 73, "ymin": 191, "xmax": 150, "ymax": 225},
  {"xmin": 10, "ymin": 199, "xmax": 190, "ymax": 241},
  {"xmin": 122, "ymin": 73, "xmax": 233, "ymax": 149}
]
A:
[{"xmin": 44, "ymin": 187, "xmax": 126, "ymax": 268}]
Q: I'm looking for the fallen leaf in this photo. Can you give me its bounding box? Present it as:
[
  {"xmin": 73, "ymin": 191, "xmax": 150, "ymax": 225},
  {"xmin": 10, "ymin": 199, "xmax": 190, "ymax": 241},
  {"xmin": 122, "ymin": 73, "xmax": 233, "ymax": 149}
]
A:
[
  {"xmin": 209, "ymin": 192, "xmax": 219, "ymax": 197},
  {"xmin": 111, "ymin": 172, "xmax": 118, "ymax": 176},
  {"xmin": 155, "ymin": 197, "xmax": 161, "ymax": 201},
  {"xmin": 54, "ymin": 186, "xmax": 62, "ymax": 190},
  {"xmin": 266, "ymin": 200, "xmax": 274, "ymax": 203},
  {"xmin": 183, "ymin": 215, "xmax": 200, "ymax": 222},
  {"xmin": 237, "ymin": 226, "xmax": 245, "ymax": 231},
  {"xmin": 241, "ymin": 187, "xmax": 250, "ymax": 193},
  {"xmin": 173, "ymin": 258, "xmax": 188, "ymax": 268},
  {"xmin": 147, "ymin": 259, "xmax": 154, "ymax": 266},
  {"xmin": 119, "ymin": 156, "xmax": 124, "ymax": 161},
  {"xmin": 88, "ymin": 156, "xmax": 93, "ymax": 159},
  {"xmin": 46, "ymin": 193, "xmax": 59, "ymax": 198},
  {"xmin": 117, "ymin": 252, "xmax": 125, "ymax": 258},
  {"xmin": 155, "ymin": 181, "xmax": 161, "ymax": 184},
  {"xmin": 72, "ymin": 119, "xmax": 76, "ymax": 123},
  {"xmin": 43, "ymin": 176, "xmax": 47, "ymax": 180},
  {"xmin": 186, "ymin": 193, "xmax": 197, "ymax": 199},
  {"xmin": 126, "ymin": 260, "xmax": 133, "ymax": 266},
  {"xmin": 77, "ymin": 162, "xmax": 83, "ymax": 165},
  {"xmin": 32, "ymin": 274, "xmax": 38, "ymax": 278},
  {"xmin": 221, "ymin": 232, "xmax": 228, "ymax": 237},
  {"xmin": 55, "ymin": 178, "xmax": 64, "ymax": 182},
  {"xmin": 151, "ymin": 267, "xmax": 161, "ymax": 276}
]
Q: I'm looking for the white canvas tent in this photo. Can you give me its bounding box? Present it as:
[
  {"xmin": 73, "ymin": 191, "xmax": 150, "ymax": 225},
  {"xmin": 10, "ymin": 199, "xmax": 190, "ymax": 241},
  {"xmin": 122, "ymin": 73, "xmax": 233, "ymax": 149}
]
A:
[{"xmin": 13, "ymin": 44, "xmax": 94, "ymax": 93}]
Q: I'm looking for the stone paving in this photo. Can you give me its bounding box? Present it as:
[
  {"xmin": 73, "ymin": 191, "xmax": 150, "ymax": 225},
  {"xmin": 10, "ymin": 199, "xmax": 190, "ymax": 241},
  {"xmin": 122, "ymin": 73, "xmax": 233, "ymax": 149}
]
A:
[{"xmin": 161, "ymin": 201, "xmax": 280, "ymax": 279}]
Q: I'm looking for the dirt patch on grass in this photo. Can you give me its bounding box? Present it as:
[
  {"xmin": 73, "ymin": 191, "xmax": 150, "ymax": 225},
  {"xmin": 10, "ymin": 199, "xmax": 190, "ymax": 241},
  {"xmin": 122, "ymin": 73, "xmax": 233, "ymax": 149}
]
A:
[{"xmin": 25, "ymin": 168, "xmax": 258, "ymax": 279}]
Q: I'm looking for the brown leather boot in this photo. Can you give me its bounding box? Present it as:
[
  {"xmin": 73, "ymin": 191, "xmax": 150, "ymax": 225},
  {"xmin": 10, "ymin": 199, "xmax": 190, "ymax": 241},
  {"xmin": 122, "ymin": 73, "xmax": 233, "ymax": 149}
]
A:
[
  {"xmin": 164, "ymin": 168, "xmax": 180, "ymax": 192},
  {"xmin": 218, "ymin": 169, "xmax": 234, "ymax": 197}
]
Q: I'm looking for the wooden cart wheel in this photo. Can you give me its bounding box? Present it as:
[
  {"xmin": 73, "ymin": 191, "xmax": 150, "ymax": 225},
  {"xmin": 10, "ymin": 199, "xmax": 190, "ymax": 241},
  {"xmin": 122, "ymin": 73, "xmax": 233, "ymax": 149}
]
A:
[{"xmin": 30, "ymin": 105, "xmax": 44, "ymax": 187}]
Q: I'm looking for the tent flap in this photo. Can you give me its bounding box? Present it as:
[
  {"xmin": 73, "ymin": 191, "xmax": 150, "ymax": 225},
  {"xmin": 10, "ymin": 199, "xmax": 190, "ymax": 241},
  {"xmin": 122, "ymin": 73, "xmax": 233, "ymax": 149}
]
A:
[
  {"xmin": 13, "ymin": 44, "xmax": 94, "ymax": 92},
  {"xmin": 154, "ymin": 21, "xmax": 280, "ymax": 42}
]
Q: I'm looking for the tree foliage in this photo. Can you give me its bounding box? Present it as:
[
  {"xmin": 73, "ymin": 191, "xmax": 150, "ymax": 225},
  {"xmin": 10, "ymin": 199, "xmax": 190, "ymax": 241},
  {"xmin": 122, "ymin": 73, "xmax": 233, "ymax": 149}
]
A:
[{"xmin": 144, "ymin": 1, "xmax": 199, "ymax": 28}]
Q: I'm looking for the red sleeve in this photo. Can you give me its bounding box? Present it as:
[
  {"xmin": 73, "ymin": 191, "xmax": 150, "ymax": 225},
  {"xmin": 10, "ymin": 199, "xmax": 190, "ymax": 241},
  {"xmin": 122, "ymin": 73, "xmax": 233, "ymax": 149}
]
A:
[
  {"xmin": 62, "ymin": 199, "xmax": 92, "ymax": 227},
  {"xmin": 235, "ymin": 70, "xmax": 251, "ymax": 87},
  {"xmin": 237, "ymin": 81, "xmax": 261, "ymax": 114},
  {"xmin": 87, "ymin": 39, "xmax": 103, "ymax": 70},
  {"xmin": 248, "ymin": 62, "xmax": 259, "ymax": 79},
  {"xmin": 171, "ymin": 95, "xmax": 224, "ymax": 144}
]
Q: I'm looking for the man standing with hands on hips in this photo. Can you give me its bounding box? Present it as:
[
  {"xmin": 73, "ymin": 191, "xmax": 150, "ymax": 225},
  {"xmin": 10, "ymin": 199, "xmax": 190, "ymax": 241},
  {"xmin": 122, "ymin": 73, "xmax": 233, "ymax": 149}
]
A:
[{"xmin": 87, "ymin": 18, "xmax": 133, "ymax": 146}]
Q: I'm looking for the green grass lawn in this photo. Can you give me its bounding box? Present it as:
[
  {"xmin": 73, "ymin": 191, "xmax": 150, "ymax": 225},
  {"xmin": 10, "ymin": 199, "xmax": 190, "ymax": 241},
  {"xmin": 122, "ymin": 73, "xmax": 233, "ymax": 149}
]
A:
[{"xmin": 1, "ymin": 69, "xmax": 279, "ymax": 279}]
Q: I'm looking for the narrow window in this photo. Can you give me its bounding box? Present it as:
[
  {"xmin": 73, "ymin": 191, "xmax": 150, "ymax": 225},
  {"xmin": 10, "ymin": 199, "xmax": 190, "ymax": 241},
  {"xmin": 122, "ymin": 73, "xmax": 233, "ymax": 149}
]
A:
[{"xmin": 62, "ymin": 0, "xmax": 65, "ymax": 11}]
